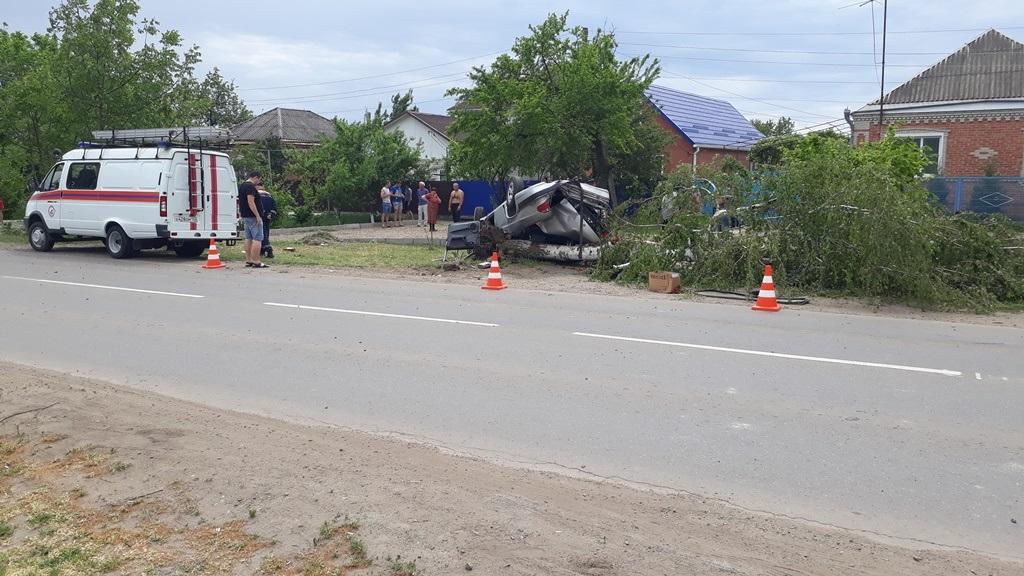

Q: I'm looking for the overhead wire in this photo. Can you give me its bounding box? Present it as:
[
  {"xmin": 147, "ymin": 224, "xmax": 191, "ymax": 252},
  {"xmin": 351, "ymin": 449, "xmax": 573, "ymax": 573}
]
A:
[
  {"xmin": 237, "ymin": 51, "xmax": 500, "ymax": 91},
  {"xmin": 614, "ymin": 25, "xmax": 1024, "ymax": 36},
  {"xmin": 246, "ymin": 71, "xmax": 472, "ymax": 104}
]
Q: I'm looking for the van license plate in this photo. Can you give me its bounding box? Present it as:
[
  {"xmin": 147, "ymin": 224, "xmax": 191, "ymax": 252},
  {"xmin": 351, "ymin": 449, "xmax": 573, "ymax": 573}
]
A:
[{"xmin": 173, "ymin": 214, "xmax": 197, "ymax": 223}]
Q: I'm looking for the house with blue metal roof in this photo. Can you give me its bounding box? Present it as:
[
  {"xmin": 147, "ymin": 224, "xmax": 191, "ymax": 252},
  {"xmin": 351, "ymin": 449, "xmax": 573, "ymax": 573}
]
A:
[{"xmin": 645, "ymin": 85, "xmax": 763, "ymax": 170}]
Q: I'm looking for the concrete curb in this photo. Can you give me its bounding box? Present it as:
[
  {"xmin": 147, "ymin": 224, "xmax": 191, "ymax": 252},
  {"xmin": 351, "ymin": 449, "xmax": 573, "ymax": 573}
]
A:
[
  {"xmin": 275, "ymin": 222, "xmax": 378, "ymax": 235},
  {"xmin": 327, "ymin": 237, "xmax": 444, "ymax": 247}
]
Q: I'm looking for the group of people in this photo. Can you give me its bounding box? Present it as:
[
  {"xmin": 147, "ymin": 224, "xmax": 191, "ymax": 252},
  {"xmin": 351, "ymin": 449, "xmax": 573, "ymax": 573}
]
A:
[
  {"xmin": 237, "ymin": 171, "xmax": 278, "ymax": 268},
  {"xmin": 380, "ymin": 181, "xmax": 464, "ymax": 231}
]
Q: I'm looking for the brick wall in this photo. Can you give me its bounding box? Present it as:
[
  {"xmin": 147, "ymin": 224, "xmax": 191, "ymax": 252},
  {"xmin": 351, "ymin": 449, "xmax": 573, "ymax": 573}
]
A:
[
  {"xmin": 865, "ymin": 119, "xmax": 1024, "ymax": 177},
  {"xmin": 653, "ymin": 111, "xmax": 753, "ymax": 172}
]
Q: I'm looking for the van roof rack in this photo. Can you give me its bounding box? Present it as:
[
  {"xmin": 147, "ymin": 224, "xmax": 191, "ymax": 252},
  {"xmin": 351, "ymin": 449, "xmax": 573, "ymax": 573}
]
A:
[{"xmin": 89, "ymin": 127, "xmax": 233, "ymax": 147}]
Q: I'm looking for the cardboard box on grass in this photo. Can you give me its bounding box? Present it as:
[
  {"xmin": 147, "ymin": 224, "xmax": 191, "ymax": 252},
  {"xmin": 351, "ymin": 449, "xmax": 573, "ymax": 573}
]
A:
[{"xmin": 648, "ymin": 271, "xmax": 681, "ymax": 294}]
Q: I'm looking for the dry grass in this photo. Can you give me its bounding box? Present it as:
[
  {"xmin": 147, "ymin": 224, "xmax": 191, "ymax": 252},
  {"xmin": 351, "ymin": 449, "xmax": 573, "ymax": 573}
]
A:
[
  {"xmin": 0, "ymin": 432, "xmax": 391, "ymax": 575},
  {"xmin": 257, "ymin": 521, "xmax": 371, "ymax": 576}
]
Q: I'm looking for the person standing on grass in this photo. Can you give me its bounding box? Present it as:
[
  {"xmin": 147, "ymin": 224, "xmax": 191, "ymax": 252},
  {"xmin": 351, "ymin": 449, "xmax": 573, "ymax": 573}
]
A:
[
  {"xmin": 391, "ymin": 181, "xmax": 405, "ymax": 226},
  {"xmin": 238, "ymin": 172, "xmax": 268, "ymax": 268},
  {"xmin": 426, "ymin": 186, "xmax": 442, "ymax": 232},
  {"xmin": 380, "ymin": 180, "xmax": 394, "ymax": 227},
  {"xmin": 416, "ymin": 181, "xmax": 429, "ymax": 227},
  {"xmin": 257, "ymin": 185, "xmax": 278, "ymax": 258},
  {"xmin": 449, "ymin": 182, "xmax": 464, "ymax": 223}
]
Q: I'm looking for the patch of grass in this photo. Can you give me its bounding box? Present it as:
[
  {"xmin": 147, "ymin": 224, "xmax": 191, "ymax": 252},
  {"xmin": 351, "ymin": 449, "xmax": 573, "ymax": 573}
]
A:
[
  {"xmin": 249, "ymin": 508, "xmax": 257, "ymax": 519},
  {"xmin": 0, "ymin": 522, "xmax": 13, "ymax": 539},
  {"xmin": 27, "ymin": 512, "xmax": 56, "ymax": 527},
  {"xmin": 0, "ymin": 225, "xmax": 24, "ymax": 245},
  {"xmin": 348, "ymin": 537, "xmax": 366, "ymax": 561},
  {"xmin": 220, "ymin": 241, "xmax": 443, "ymax": 269},
  {"xmin": 108, "ymin": 461, "xmax": 130, "ymax": 473},
  {"xmin": 315, "ymin": 518, "xmax": 335, "ymax": 541},
  {"xmin": 1, "ymin": 464, "xmax": 22, "ymax": 478},
  {"xmin": 388, "ymin": 557, "xmax": 420, "ymax": 576}
]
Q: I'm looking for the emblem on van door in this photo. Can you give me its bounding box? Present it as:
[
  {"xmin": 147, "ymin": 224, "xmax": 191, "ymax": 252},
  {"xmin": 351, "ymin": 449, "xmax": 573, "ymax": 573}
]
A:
[{"xmin": 48, "ymin": 206, "xmax": 56, "ymax": 217}]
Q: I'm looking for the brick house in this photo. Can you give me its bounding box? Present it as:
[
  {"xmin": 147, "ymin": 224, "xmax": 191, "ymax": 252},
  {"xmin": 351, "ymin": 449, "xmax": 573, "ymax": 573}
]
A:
[
  {"xmin": 849, "ymin": 30, "xmax": 1024, "ymax": 177},
  {"xmin": 645, "ymin": 85, "xmax": 763, "ymax": 171}
]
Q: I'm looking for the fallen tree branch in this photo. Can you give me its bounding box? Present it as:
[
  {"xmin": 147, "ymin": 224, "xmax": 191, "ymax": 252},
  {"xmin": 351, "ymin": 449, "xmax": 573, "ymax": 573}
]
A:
[
  {"xmin": 125, "ymin": 489, "xmax": 164, "ymax": 503},
  {"xmin": 0, "ymin": 402, "xmax": 59, "ymax": 424}
]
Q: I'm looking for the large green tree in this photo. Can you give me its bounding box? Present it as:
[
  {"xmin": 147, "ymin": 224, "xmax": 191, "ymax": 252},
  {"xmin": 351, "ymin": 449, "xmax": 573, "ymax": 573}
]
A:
[
  {"xmin": 446, "ymin": 12, "xmax": 666, "ymax": 204},
  {"xmin": 0, "ymin": 0, "xmax": 250, "ymax": 211},
  {"xmin": 286, "ymin": 119, "xmax": 425, "ymax": 212}
]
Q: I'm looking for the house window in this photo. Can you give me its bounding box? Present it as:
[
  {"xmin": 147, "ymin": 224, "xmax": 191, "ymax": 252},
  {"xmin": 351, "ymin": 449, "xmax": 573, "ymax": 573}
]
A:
[{"xmin": 897, "ymin": 132, "xmax": 945, "ymax": 175}]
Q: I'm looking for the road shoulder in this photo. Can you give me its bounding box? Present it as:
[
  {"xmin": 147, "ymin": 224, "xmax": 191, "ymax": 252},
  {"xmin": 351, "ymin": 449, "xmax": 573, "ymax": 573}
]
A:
[{"xmin": 1, "ymin": 361, "xmax": 1019, "ymax": 575}]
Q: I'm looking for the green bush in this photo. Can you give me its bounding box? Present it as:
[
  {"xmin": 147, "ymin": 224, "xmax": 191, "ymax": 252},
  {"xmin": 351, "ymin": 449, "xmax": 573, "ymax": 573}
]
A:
[
  {"xmin": 594, "ymin": 133, "xmax": 1024, "ymax": 310},
  {"xmin": 293, "ymin": 206, "xmax": 313, "ymax": 225}
]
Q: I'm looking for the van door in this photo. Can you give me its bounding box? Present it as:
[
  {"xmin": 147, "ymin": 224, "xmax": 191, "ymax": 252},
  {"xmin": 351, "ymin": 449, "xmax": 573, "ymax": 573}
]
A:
[
  {"xmin": 36, "ymin": 163, "xmax": 65, "ymax": 230},
  {"xmin": 63, "ymin": 161, "xmax": 101, "ymax": 234},
  {"xmin": 200, "ymin": 154, "xmax": 237, "ymax": 236},
  {"xmin": 167, "ymin": 151, "xmax": 200, "ymax": 237}
]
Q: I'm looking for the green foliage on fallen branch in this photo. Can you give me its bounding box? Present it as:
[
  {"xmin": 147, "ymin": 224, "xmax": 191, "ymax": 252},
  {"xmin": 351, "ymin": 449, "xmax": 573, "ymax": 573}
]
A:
[{"xmin": 594, "ymin": 134, "xmax": 1024, "ymax": 311}]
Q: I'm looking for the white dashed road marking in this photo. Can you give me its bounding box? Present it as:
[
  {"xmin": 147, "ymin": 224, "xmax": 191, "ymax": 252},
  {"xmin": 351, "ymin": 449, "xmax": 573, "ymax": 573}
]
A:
[
  {"xmin": 2, "ymin": 276, "xmax": 205, "ymax": 299},
  {"xmin": 264, "ymin": 302, "xmax": 499, "ymax": 327},
  {"xmin": 572, "ymin": 332, "xmax": 963, "ymax": 377}
]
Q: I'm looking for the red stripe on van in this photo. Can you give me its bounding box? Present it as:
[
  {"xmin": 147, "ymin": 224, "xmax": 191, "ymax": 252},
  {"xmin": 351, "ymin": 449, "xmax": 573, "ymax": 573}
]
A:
[
  {"xmin": 210, "ymin": 155, "xmax": 219, "ymax": 230},
  {"xmin": 34, "ymin": 189, "xmax": 159, "ymax": 203}
]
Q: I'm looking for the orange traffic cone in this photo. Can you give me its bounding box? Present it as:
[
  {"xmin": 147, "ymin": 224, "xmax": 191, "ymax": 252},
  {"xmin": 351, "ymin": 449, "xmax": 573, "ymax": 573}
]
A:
[
  {"xmin": 752, "ymin": 264, "xmax": 781, "ymax": 312},
  {"xmin": 202, "ymin": 239, "xmax": 226, "ymax": 269},
  {"xmin": 481, "ymin": 251, "xmax": 507, "ymax": 290}
]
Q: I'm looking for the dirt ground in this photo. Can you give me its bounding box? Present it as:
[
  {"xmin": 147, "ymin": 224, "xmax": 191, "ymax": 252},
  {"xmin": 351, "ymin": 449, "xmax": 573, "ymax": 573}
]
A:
[{"xmin": 1, "ymin": 362, "xmax": 1020, "ymax": 575}]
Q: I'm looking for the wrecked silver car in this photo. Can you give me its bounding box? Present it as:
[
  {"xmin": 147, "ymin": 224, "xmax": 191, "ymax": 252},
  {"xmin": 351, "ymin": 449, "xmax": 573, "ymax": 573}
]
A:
[{"xmin": 446, "ymin": 178, "xmax": 611, "ymax": 261}]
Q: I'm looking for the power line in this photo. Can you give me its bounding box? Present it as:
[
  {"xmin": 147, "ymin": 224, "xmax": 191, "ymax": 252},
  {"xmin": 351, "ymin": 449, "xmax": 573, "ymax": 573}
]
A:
[
  {"xmin": 628, "ymin": 52, "xmax": 942, "ymax": 68},
  {"xmin": 318, "ymin": 96, "xmax": 460, "ymax": 118},
  {"xmin": 246, "ymin": 71, "xmax": 470, "ymax": 104},
  {"xmin": 722, "ymin": 118, "xmax": 850, "ymax": 149},
  {"xmin": 618, "ymin": 41, "xmax": 964, "ymax": 56},
  {"xmin": 237, "ymin": 51, "xmax": 500, "ymax": 91},
  {"xmin": 661, "ymin": 72, "xmax": 837, "ymax": 119},
  {"xmin": 615, "ymin": 26, "xmax": 1024, "ymax": 37}
]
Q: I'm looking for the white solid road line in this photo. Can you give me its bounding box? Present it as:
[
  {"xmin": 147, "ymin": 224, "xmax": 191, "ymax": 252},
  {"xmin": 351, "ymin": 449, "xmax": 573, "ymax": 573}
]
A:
[
  {"xmin": 2, "ymin": 276, "xmax": 205, "ymax": 299},
  {"xmin": 264, "ymin": 302, "xmax": 499, "ymax": 327},
  {"xmin": 573, "ymin": 332, "xmax": 963, "ymax": 377}
]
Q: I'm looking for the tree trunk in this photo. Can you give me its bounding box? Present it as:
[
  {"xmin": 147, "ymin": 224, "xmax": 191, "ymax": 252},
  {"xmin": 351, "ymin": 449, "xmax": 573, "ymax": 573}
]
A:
[{"xmin": 594, "ymin": 137, "xmax": 617, "ymax": 206}]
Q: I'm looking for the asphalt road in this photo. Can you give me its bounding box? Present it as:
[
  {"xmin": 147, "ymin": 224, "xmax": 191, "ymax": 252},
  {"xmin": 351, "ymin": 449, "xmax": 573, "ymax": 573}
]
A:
[{"xmin": 1, "ymin": 245, "xmax": 1022, "ymax": 558}]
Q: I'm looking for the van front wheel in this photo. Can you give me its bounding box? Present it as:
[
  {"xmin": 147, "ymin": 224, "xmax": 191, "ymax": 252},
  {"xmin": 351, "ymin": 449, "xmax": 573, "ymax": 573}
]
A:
[
  {"xmin": 28, "ymin": 222, "xmax": 54, "ymax": 252},
  {"xmin": 105, "ymin": 225, "xmax": 134, "ymax": 259}
]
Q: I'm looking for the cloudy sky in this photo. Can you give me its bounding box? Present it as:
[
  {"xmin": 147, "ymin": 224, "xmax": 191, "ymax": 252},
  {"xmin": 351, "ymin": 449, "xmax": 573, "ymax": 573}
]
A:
[{"xmin": 3, "ymin": 0, "xmax": 1023, "ymax": 130}]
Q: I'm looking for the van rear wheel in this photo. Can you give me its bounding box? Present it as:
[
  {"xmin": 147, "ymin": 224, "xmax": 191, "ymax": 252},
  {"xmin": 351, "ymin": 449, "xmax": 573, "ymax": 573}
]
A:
[
  {"xmin": 28, "ymin": 221, "xmax": 54, "ymax": 252},
  {"xmin": 105, "ymin": 225, "xmax": 134, "ymax": 259}
]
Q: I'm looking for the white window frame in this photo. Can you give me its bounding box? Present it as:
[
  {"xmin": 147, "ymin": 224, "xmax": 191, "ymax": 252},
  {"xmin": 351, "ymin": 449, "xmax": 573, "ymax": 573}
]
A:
[{"xmin": 896, "ymin": 129, "xmax": 947, "ymax": 176}]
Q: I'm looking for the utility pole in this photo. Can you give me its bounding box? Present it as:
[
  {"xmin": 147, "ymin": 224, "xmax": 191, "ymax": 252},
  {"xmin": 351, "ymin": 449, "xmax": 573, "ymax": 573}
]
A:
[{"xmin": 878, "ymin": 0, "xmax": 888, "ymax": 136}]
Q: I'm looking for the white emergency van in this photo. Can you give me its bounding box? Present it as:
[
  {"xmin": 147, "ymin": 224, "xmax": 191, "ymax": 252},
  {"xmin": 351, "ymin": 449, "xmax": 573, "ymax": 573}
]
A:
[{"xmin": 24, "ymin": 127, "xmax": 239, "ymax": 259}]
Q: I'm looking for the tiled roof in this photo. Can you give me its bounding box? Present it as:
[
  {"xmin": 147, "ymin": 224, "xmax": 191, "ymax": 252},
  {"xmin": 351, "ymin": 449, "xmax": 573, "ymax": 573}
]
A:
[
  {"xmin": 231, "ymin": 108, "xmax": 336, "ymax": 144},
  {"xmin": 873, "ymin": 29, "xmax": 1024, "ymax": 105},
  {"xmin": 646, "ymin": 85, "xmax": 763, "ymax": 150},
  {"xmin": 408, "ymin": 112, "xmax": 453, "ymax": 138}
]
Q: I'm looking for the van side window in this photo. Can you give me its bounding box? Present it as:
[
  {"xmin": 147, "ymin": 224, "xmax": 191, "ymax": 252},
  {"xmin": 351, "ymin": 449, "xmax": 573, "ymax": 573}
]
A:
[
  {"xmin": 42, "ymin": 163, "xmax": 65, "ymax": 191},
  {"xmin": 67, "ymin": 162, "xmax": 101, "ymax": 190}
]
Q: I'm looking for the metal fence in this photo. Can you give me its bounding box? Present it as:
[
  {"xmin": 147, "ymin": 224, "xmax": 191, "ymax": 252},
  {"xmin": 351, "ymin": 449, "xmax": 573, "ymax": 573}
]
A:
[{"xmin": 926, "ymin": 177, "xmax": 1024, "ymax": 222}]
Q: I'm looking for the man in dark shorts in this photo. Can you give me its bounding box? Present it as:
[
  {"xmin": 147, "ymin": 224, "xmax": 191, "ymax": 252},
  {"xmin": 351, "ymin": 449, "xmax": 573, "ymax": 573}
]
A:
[
  {"xmin": 238, "ymin": 172, "xmax": 268, "ymax": 268},
  {"xmin": 257, "ymin": 185, "xmax": 278, "ymax": 258},
  {"xmin": 448, "ymin": 182, "xmax": 464, "ymax": 223}
]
